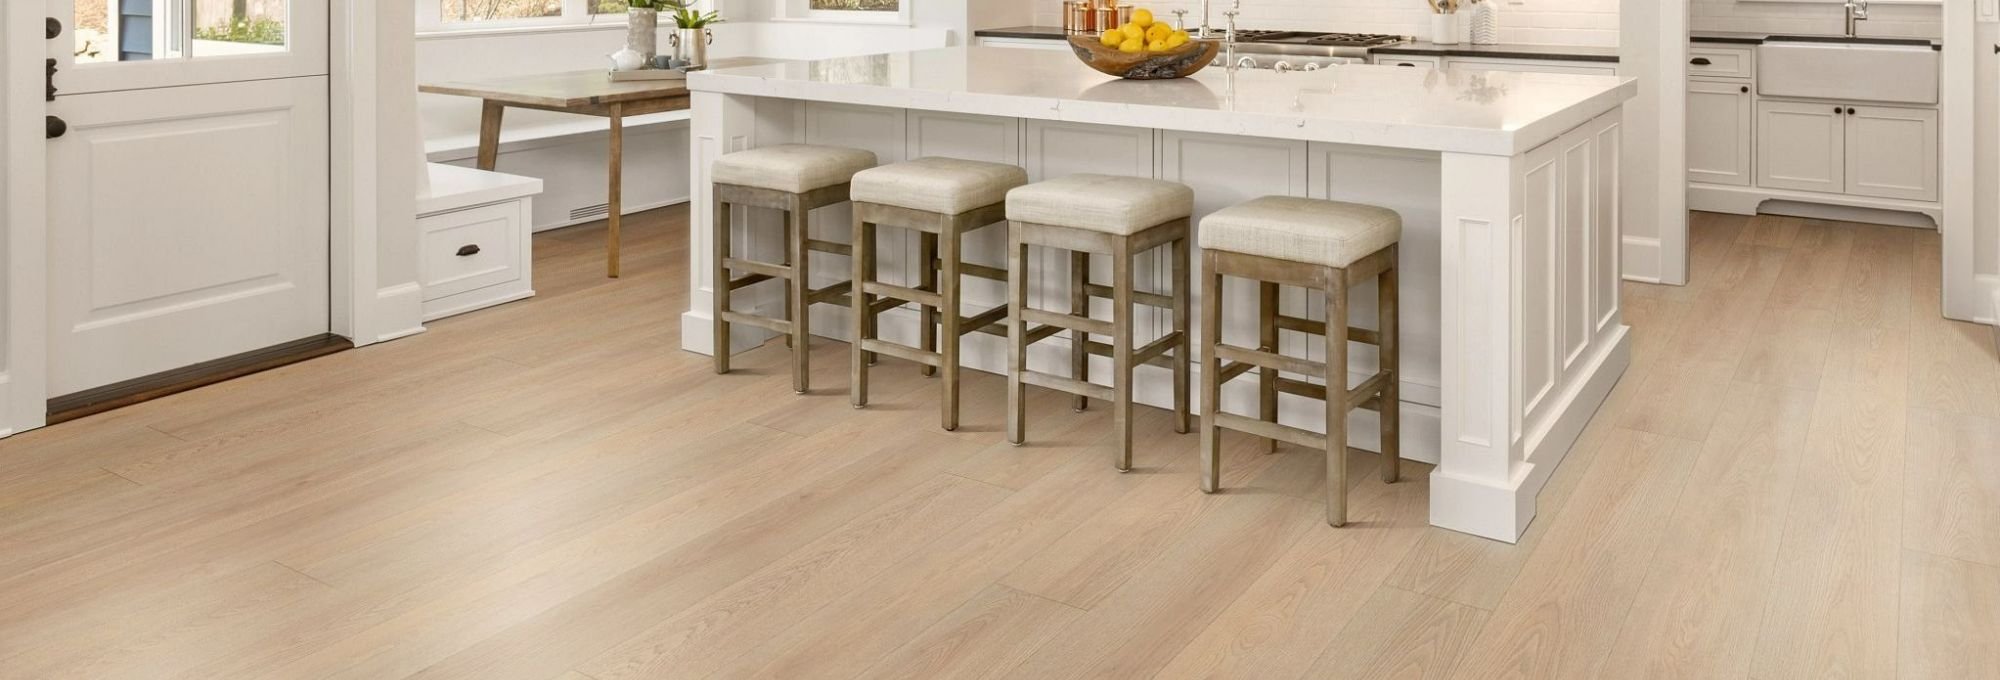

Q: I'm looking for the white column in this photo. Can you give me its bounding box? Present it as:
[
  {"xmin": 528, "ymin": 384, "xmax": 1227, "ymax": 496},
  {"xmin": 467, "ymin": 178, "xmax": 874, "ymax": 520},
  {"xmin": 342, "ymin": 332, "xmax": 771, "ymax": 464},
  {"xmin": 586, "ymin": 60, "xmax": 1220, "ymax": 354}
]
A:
[
  {"xmin": 681, "ymin": 90, "xmax": 769, "ymax": 356},
  {"xmin": 1431, "ymin": 150, "xmax": 1533, "ymax": 543}
]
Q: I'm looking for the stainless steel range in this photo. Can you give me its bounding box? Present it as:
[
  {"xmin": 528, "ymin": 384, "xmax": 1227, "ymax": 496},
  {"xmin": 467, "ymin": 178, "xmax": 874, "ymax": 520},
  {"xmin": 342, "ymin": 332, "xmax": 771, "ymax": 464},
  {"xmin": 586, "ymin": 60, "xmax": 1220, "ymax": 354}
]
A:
[{"xmin": 1213, "ymin": 32, "xmax": 1410, "ymax": 71}]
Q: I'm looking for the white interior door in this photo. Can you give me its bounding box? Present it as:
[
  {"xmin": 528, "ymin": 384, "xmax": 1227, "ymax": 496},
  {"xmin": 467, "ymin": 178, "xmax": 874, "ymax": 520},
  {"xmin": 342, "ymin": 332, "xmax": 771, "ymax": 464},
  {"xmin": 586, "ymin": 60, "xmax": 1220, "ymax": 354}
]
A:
[{"xmin": 45, "ymin": 0, "xmax": 331, "ymax": 397}]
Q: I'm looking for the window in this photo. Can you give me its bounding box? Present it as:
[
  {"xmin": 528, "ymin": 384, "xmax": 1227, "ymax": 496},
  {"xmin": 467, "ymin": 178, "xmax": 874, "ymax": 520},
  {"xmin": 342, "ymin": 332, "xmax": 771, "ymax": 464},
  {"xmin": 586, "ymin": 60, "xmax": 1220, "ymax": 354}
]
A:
[
  {"xmin": 416, "ymin": 0, "xmax": 678, "ymax": 32},
  {"xmin": 807, "ymin": 0, "xmax": 898, "ymax": 10},
  {"xmin": 73, "ymin": 0, "xmax": 292, "ymax": 64},
  {"xmin": 784, "ymin": 0, "xmax": 908, "ymax": 23}
]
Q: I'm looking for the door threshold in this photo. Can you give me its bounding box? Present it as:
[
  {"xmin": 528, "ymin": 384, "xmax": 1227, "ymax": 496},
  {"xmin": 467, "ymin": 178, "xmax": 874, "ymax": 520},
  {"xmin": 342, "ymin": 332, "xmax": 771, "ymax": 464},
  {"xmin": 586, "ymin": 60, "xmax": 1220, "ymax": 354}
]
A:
[{"xmin": 47, "ymin": 334, "xmax": 353, "ymax": 425}]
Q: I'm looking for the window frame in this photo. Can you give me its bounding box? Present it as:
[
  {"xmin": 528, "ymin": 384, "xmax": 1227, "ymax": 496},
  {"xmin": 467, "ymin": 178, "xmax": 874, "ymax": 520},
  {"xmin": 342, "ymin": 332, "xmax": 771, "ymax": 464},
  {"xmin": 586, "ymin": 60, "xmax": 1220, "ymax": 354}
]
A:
[
  {"xmin": 416, "ymin": 0, "xmax": 636, "ymax": 34},
  {"xmin": 779, "ymin": 0, "xmax": 911, "ymax": 25}
]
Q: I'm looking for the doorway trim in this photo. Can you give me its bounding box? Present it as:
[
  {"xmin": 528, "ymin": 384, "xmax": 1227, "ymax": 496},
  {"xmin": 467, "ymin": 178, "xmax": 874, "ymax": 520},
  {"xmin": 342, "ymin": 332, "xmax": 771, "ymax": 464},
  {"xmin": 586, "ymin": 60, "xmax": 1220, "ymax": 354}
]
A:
[{"xmin": 0, "ymin": 0, "xmax": 398, "ymax": 437}]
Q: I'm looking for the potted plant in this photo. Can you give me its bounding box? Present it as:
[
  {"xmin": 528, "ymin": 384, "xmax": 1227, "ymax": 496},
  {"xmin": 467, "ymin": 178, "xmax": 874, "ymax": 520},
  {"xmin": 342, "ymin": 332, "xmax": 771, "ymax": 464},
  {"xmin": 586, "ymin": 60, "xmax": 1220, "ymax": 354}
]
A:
[
  {"xmin": 624, "ymin": 0, "xmax": 669, "ymax": 61},
  {"xmin": 670, "ymin": 4, "xmax": 724, "ymax": 70}
]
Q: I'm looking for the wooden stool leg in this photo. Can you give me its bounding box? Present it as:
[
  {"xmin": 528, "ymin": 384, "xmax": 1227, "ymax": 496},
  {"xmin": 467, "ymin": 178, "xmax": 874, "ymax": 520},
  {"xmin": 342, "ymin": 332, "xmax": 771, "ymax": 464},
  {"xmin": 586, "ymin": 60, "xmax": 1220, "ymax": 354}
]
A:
[
  {"xmin": 939, "ymin": 223, "xmax": 963, "ymax": 432},
  {"xmin": 919, "ymin": 231, "xmax": 938, "ymax": 376},
  {"xmin": 1069, "ymin": 250, "xmax": 1090, "ymax": 412},
  {"xmin": 1112, "ymin": 241, "xmax": 1136, "ymax": 472},
  {"xmin": 713, "ymin": 196, "xmax": 732, "ymax": 375},
  {"xmin": 850, "ymin": 215, "xmax": 875, "ymax": 408},
  {"xmin": 1258, "ymin": 281, "xmax": 1280, "ymax": 452},
  {"xmin": 781, "ymin": 211, "xmax": 794, "ymax": 351},
  {"xmin": 1379, "ymin": 247, "xmax": 1401, "ymax": 484},
  {"xmin": 1172, "ymin": 236, "xmax": 1192, "ymax": 435},
  {"xmin": 1324, "ymin": 274, "xmax": 1350, "ymax": 527},
  {"xmin": 1007, "ymin": 233, "xmax": 1030, "ymax": 446},
  {"xmin": 1199, "ymin": 252, "xmax": 1224, "ymax": 493},
  {"xmin": 787, "ymin": 198, "xmax": 811, "ymax": 394}
]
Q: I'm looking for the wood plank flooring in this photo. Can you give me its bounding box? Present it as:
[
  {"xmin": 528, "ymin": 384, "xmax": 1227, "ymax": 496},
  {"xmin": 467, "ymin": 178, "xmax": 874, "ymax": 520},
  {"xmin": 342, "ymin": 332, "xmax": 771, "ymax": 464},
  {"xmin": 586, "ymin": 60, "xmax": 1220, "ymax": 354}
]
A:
[{"xmin": 2, "ymin": 209, "xmax": 1995, "ymax": 679}]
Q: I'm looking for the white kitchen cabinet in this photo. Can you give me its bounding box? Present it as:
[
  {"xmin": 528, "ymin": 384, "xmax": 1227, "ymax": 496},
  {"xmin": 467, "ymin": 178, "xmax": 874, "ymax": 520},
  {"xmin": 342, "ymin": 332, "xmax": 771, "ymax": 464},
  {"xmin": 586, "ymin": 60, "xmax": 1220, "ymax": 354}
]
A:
[
  {"xmin": 976, "ymin": 37, "xmax": 1070, "ymax": 50},
  {"xmin": 418, "ymin": 164, "xmax": 542, "ymax": 321},
  {"xmin": 1687, "ymin": 78, "xmax": 1754, "ymax": 186},
  {"xmin": 1845, "ymin": 104, "xmax": 1939, "ymax": 201},
  {"xmin": 1371, "ymin": 54, "xmax": 1441, "ymax": 69},
  {"xmin": 1756, "ymin": 99, "xmax": 1846, "ymax": 195},
  {"xmin": 1441, "ymin": 56, "xmax": 1617, "ymax": 76}
]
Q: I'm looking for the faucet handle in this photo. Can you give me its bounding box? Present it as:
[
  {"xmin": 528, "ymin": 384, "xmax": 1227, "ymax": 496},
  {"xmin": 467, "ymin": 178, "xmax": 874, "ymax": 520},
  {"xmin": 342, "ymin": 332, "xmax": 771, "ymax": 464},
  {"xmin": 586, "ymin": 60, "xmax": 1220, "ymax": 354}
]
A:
[{"xmin": 1172, "ymin": 9, "xmax": 1187, "ymax": 30}]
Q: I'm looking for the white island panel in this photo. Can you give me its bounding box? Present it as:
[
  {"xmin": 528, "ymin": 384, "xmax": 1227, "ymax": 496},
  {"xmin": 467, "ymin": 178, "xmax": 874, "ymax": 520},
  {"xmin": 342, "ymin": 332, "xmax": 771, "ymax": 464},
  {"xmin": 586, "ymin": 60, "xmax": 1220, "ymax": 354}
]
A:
[{"xmin": 683, "ymin": 47, "xmax": 1635, "ymax": 543}]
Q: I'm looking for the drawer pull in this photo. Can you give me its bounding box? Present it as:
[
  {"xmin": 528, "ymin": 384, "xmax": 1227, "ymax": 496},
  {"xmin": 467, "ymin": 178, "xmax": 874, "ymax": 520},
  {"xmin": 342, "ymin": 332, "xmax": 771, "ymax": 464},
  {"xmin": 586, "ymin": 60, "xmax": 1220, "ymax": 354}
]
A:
[
  {"xmin": 456, "ymin": 244, "xmax": 481, "ymax": 257},
  {"xmin": 1690, "ymin": 57, "xmax": 1713, "ymax": 66},
  {"xmin": 1396, "ymin": 62, "xmax": 1416, "ymax": 67}
]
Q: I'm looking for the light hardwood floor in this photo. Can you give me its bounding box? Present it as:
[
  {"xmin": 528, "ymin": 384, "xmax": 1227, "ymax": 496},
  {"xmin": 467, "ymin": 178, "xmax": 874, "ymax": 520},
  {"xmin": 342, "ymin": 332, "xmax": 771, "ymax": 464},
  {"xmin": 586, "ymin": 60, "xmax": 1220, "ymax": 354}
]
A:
[{"xmin": 2, "ymin": 209, "xmax": 1996, "ymax": 679}]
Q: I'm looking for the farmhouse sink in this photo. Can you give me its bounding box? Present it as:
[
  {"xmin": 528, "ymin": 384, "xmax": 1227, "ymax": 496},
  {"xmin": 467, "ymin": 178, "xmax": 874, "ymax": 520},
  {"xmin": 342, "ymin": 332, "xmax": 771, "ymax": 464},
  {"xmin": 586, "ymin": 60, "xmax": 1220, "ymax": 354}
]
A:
[{"xmin": 1758, "ymin": 38, "xmax": 1938, "ymax": 104}]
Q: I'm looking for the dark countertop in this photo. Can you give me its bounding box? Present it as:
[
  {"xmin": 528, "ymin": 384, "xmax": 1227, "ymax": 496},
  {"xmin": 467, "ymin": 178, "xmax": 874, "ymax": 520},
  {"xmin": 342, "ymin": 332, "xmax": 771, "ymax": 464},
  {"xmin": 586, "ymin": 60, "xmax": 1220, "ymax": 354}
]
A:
[
  {"xmin": 972, "ymin": 26, "xmax": 1621, "ymax": 62},
  {"xmin": 1371, "ymin": 41, "xmax": 1619, "ymax": 63},
  {"xmin": 1692, "ymin": 30, "xmax": 1942, "ymax": 50}
]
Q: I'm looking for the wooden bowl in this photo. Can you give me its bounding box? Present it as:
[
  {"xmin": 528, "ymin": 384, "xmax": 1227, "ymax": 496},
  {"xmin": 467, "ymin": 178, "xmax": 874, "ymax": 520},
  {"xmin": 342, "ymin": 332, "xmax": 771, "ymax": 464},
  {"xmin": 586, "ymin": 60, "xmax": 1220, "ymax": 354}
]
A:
[{"xmin": 1066, "ymin": 35, "xmax": 1222, "ymax": 80}]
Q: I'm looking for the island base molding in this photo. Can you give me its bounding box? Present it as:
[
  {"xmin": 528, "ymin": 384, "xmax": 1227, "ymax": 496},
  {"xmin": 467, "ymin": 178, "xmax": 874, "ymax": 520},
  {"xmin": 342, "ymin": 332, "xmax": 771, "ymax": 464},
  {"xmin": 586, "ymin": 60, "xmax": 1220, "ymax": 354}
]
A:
[{"xmin": 683, "ymin": 90, "xmax": 1630, "ymax": 543}]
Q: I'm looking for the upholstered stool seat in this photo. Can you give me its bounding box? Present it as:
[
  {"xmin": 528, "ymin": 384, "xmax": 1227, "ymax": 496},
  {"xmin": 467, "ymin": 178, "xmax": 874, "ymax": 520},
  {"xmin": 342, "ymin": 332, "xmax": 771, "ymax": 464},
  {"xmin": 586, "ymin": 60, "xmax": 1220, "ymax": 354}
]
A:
[
  {"xmin": 1198, "ymin": 195, "xmax": 1403, "ymax": 528},
  {"xmin": 711, "ymin": 144, "xmax": 878, "ymax": 394},
  {"xmin": 1005, "ymin": 174, "xmax": 1195, "ymax": 235},
  {"xmin": 711, "ymin": 144, "xmax": 878, "ymax": 194},
  {"xmin": 1198, "ymin": 196, "xmax": 1402, "ymax": 268},
  {"xmin": 1004, "ymin": 175, "xmax": 1196, "ymax": 471},
  {"xmin": 850, "ymin": 157, "xmax": 1030, "ymax": 431},
  {"xmin": 852, "ymin": 157, "xmax": 1029, "ymax": 215}
]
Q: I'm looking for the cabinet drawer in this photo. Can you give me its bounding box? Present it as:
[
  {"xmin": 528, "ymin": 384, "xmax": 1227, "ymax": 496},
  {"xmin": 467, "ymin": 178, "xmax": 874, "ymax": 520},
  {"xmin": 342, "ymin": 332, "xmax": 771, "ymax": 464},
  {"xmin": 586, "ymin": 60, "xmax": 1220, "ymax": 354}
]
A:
[
  {"xmin": 1374, "ymin": 55, "xmax": 1441, "ymax": 69},
  {"xmin": 1688, "ymin": 46, "xmax": 1754, "ymax": 78},
  {"xmin": 421, "ymin": 202, "xmax": 524, "ymax": 301}
]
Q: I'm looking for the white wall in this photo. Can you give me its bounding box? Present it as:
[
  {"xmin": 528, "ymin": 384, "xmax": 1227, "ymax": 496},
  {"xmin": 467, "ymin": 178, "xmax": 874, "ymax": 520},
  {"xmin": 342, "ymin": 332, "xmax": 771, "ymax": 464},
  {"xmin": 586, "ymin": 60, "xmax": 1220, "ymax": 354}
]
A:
[
  {"xmin": 1026, "ymin": 0, "xmax": 1623, "ymax": 46},
  {"xmin": 1692, "ymin": 0, "xmax": 1942, "ymax": 38},
  {"xmin": 1973, "ymin": 15, "xmax": 1997, "ymax": 313},
  {"xmin": 378, "ymin": 1, "xmax": 422, "ymax": 290}
]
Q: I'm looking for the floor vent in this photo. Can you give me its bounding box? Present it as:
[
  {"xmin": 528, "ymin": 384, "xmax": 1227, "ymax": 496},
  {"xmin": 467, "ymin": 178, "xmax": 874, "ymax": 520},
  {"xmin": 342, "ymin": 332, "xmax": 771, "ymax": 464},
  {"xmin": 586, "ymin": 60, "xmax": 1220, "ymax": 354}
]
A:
[{"xmin": 570, "ymin": 203, "xmax": 610, "ymax": 221}]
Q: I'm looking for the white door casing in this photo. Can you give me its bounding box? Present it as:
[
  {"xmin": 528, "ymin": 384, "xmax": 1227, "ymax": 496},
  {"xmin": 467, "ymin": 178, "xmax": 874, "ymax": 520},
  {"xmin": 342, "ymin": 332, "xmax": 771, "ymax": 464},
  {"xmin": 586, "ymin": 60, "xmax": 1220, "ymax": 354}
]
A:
[{"xmin": 44, "ymin": 0, "xmax": 333, "ymax": 397}]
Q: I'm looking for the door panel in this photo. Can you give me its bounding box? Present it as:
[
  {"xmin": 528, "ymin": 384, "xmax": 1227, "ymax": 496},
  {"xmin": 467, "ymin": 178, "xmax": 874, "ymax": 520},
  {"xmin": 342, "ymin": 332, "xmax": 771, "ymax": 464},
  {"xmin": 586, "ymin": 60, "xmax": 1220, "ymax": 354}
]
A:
[
  {"xmin": 1845, "ymin": 105, "xmax": 1938, "ymax": 202},
  {"xmin": 58, "ymin": 0, "xmax": 328, "ymax": 95},
  {"xmin": 1756, "ymin": 100, "xmax": 1844, "ymax": 194},
  {"xmin": 47, "ymin": 77, "xmax": 329, "ymax": 396},
  {"xmin": 1686, "ymin": 79, "xmax": 1752, "ymax": 186}
]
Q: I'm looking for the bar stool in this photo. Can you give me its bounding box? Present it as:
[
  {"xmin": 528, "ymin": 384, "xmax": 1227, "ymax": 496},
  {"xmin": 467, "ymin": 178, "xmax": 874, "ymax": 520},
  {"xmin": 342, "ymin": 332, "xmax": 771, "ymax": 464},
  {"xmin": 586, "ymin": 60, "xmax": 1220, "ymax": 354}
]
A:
[
  {"xmin": 848, "ymin": 157, "xmax": 1029, "ymax": 430},
  {"xmin": 1196, "ymin": 196, "xmax": 1402, "ymax": 527},
  {"xmin": 712, "ymin": 144, "xmax": 878, "ymax": 394},
  {"xmin": 1004, "ymin": 174, "xmax": 1195, "ymax": 472}
]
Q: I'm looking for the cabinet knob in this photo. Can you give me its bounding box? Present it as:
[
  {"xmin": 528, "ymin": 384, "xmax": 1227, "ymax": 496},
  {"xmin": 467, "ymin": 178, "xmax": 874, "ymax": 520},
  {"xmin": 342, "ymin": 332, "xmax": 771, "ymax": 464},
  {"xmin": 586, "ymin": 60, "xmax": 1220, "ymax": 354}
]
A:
[
  {"xmin": 1846, "ymin": 107, "xmax": 1856, "ymax": 115},
  {"xmin": 1835, "ymin": 106, "xmax": 1844, "ymax": 113},
  {"xmin": 47, "ymin": 17, "xmax": 62, "ymax": 40},
  {"xmin": 1740, "ymin": 85, "xmax": 1749, "ymax": 93}
]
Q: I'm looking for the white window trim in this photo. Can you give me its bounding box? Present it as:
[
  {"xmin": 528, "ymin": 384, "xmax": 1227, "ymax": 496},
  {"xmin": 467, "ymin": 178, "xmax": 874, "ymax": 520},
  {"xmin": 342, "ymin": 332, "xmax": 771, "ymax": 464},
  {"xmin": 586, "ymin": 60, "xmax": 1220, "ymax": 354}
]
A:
[
  {"xmin": 415, "ymin": 0, "xmax": 638, "ymax": 34},
  {"xmin": 778, "ymin": 0, "xmax": 911, "ymax": 25}
]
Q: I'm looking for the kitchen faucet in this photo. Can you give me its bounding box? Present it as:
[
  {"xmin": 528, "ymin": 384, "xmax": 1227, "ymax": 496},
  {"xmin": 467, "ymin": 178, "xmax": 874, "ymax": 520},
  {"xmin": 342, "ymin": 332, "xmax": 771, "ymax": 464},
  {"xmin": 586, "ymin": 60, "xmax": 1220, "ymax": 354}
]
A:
[
  {"xmin": 1199, "ymin": 0, "xmax": 1241, "ymax": 40},
  {"xmin": 1845, "ymin": 0, "xmax": 1869, "ymax": 38}
]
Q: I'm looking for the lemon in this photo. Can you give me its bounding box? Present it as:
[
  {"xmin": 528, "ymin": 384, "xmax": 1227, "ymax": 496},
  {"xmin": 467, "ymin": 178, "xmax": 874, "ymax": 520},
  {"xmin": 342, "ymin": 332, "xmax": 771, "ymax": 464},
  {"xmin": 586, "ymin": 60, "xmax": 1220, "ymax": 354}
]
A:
[
  {"xmin": 1165, "ymin": 32, "xmax": 1189, "ymax": 48},
  {"xmin": 1131, "ymin": 8, "xmax": 1154, "ymax": 28},
  {"xmin": 1100, "ymin": 29, "xmax": 1123, "ymax": 47},
  {"xmin": 1147, "ymin": 38, "xmax": 1168, "ymax": 51},
  {"xmin": 1121, "ymin": 23, "xmax": 1146, "ymax": 42},
  {"xmin": 1118, "ymin": 38, "xmax": 1144, "ymax": 53},
  {"xmin": 1145, "ymin": 22, "xmax": 1171, "ymax": 43}
]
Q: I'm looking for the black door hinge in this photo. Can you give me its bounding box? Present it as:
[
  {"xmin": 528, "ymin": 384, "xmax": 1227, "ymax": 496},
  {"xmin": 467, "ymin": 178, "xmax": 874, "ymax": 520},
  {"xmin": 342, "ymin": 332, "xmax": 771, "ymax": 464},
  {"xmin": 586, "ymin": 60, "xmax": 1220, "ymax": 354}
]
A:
[{"xmin": 46, "ymin": 58, "xmax": 57, "ymax": 102}]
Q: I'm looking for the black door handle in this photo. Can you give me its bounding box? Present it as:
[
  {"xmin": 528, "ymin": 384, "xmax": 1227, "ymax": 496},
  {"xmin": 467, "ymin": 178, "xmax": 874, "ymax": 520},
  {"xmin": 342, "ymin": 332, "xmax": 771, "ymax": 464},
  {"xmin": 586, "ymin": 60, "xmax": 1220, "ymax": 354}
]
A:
[
  {"xmin": 46, "ymin": 115, "xmax": 66, "ymax": 139},
  {"xmin": 47, "ymin": 17, "xmax": 62, "ymax": 40},
  {"xmin": 456, "ymin": 244, "xmax": 481, "ymax": 257},
  {"xmin": 1690, "ymin": 57, "xmax": 1712, "ymax": 65}
]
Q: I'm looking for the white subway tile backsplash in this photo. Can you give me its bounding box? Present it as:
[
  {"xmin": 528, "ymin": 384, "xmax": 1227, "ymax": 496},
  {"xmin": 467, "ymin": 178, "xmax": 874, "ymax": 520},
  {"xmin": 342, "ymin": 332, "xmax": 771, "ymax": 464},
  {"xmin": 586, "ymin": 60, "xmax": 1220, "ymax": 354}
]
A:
[{"xmin": 1027, "ymin": 0, "xmax": 1621, "ymax": 47}]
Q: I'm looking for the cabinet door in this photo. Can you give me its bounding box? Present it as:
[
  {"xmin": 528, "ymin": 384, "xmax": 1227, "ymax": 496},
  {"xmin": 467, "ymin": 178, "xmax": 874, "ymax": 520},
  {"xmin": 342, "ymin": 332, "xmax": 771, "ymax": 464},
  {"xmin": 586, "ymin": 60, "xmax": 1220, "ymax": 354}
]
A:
[
  {"xmin": 1442, "ymin": 57, "xmax": 1617, "ymax": 76},
  {"xmin": 1687, "ymin": 79, "xmax": 1753, "ymax": 186},
  {"xmin": 1845, "ymin": 105, "xmax": 1938, "ymax": 201},
  {"xmin": 1756, "ymin": 100, "xmax": 1845, "ymax": 194}
]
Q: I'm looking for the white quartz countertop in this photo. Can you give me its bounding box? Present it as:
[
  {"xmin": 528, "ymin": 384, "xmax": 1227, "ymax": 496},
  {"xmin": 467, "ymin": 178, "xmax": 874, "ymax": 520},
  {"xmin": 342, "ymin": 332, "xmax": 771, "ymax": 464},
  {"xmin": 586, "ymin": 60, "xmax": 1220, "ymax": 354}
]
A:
[{"xmin": 688, "ymin": 46, "xmax": 1637, "ymax": 156}]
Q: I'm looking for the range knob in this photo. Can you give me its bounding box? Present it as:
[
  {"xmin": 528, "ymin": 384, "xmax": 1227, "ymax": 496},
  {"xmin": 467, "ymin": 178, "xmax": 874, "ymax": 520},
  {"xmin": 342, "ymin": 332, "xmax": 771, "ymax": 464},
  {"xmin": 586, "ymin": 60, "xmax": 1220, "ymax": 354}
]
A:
[
  {"xmin": 1236, "ymin": 56, "xmax": 1259, "ymax": 69},
  {"xmin": 1273, "ymin": 61, "xmax": 1293, "ymax": 72},
  {"xmin": 1301, "ymin": 62, "xmax": 1323, "ymax": 71}
]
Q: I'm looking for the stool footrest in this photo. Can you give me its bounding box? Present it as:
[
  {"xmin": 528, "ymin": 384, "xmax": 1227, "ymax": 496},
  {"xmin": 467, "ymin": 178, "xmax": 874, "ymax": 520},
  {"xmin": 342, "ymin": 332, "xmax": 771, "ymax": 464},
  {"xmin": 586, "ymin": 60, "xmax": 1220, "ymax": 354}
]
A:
[
  {"xmin": 1216, "ymin": 360, "xmax": 1258, "ymax": 384},
  {"xmin": 724, "ymin": 258, "xmax": 791, "ymax": 281},
  {"xmin": 1275, "ymin": 315, "xmax": 1383, "ymax": 345},
  {"xmin": 1212, "ymin": 412, "xmax": 1325, "ymax": 450},
  {"xmin": 1268, "ymin": 376, "xmax": 1388, "ymax": 411},
  {"xmin": 1083, "ymin": 282, "xmax": 1177, "ymax": 310},
  {"xmin": 1346, "ymin": 371, "xmax": 1393, "ymax": 409},
  {"xmin": 808, "ymin": 281, "xmax": 852, "ymax": 305},
  {"xmin": 954, "ymin": 261, "xmax": 1011, "ymax": 283},
  {"xmin": 727, "ymin": 273, "xmax": 776, "ymax": 291},
  {"xmin": 1021, "ymin": 308, "xmax": 1115, "ymax": 337},
  {"xmin": 862, "ymin": 282, "xmax": 944, "ymax": 309},
  {"xmin": 806, "ymin": 239, "xmax": 852, "ymax": 256},
  {"xmin": 1213, "ymin": 344, "xmax": 1326, "ymax": 379},
  {"xmin": 1075, "ymin": 338, "xmax": 1179, "ymax": 370},
  {"xmin": 858, "ymin": 338, "xmax": 944, "ymax": 367},
  {"xmin": 960, "ymin": 304, "xmax": 1011, "ymax": 337},
  {"xmin": 718, "ymin": 310, "xmax": 790, "ymax": 335},
  {"xmin": 1019, "ymin": 369, "xmax": 1116, "ymax": 402},
  {"xmin": 1135, "ymin": 332, "xmax": 1183, "ymax": 366}
]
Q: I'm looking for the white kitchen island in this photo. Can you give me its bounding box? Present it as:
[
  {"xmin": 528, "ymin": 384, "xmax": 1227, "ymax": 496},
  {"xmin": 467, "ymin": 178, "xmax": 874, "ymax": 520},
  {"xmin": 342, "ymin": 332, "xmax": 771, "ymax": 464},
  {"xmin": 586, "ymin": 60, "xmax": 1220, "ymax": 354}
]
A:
[{"xmin": 682, "ymin": 46, "xmax": 1638, "ymax": 543}]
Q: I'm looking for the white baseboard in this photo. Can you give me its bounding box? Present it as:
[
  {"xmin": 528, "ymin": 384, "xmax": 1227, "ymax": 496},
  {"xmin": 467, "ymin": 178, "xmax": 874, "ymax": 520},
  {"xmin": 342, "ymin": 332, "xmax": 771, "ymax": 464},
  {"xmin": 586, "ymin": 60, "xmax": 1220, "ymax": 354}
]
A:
[
  {"xmin": 533, "ymin": 196, "xmax": 690, "ymax": 233},
  {"xmin": 1621, "ymin": 235, "xmax": 1662, "ymax": 283},
  {"xmin": 1688, "ymin": 182, "xmax": 1942, "ymax": 226},
  {"xmin": 372, "ymin": 282, "xmax": 428, "ymax": 344}
]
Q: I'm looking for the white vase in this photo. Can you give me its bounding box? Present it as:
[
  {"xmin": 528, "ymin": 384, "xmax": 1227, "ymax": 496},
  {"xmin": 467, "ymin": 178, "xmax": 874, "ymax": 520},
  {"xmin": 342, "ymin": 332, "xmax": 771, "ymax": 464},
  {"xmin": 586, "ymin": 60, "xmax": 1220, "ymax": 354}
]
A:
[
  {"xmin": 1470, "ymin": 2, "xmax": 1499, "ymax": 45},
  {"xmin": 627, "ymin": 8, "xmax": 659, "ymax": 61},
  {"xmin": 1431, "ymin": 12, "xmax": 1460, "ymax": 46}
]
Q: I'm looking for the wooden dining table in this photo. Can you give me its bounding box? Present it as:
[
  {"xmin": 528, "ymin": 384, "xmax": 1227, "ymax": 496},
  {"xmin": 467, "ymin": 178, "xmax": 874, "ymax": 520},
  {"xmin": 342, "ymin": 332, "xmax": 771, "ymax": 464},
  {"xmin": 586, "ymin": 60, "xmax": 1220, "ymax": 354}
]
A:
[{"xmin": 421, "ymin": 59, "xmax": 779, "ymax": 278}]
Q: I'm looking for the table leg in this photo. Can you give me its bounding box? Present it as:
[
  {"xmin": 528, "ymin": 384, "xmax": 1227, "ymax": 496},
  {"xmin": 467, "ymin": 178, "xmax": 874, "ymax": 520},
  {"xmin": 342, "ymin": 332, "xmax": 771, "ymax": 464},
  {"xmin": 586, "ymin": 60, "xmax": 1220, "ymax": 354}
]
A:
[
  {"xmin": 477, "ymin": 100, "xmax": 504, "ymax": 171},
  {"xmin": 607, "ymin": 102, "xmax": 625, "ymax": 278}
]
